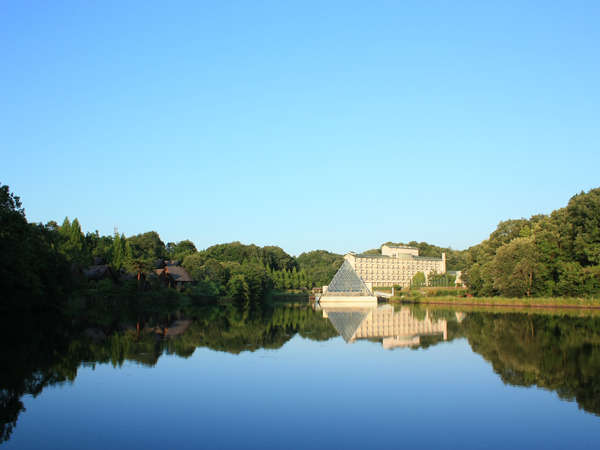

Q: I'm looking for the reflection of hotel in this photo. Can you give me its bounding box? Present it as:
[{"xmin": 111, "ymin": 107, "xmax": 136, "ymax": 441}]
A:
[
  {"xmin": 345, "ymin": 244, "xmax": 446, "ymax": 288},
  {"xmin": 320, "ymin": 304, "xmax": 447, "ymax": 349}
]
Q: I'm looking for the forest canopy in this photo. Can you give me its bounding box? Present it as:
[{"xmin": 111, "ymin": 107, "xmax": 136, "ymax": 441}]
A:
[
  {"xmin": 3, "ymin": 182, "xmax": 600, "ymax": 308},
  {"xmin": 461, "ymin": 187, "xmax": 600, "ymax": 297}
]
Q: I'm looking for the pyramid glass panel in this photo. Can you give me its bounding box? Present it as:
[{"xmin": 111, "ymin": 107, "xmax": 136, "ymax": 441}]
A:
[{"xmin": 328, "ymin": 260, "xmax": 372, "ymax": 294}]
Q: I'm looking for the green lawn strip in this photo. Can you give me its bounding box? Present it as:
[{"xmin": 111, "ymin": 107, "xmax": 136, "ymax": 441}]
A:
[
  {"xmin": 391, "ymin": 295, "xmax": 600, "ymax": 309},
  {"xmin": 398, "ymin": 302, "xmax": 600, "ymax": 318}
]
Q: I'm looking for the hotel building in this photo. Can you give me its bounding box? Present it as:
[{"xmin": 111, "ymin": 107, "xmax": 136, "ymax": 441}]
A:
[{"xmin": 344, "ymin": 244, "xmax": 446, "ymax": 288}]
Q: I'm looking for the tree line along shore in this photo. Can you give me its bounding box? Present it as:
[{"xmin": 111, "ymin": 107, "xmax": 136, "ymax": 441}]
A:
[{"xmin": 1, "ymin": 183, "xmax": 600, "ymax": 322}]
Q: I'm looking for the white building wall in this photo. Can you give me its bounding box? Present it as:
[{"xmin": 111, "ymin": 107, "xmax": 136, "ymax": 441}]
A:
[
  {"xmin": 345, "ymin": 251, "xmax": 446, "ymax": 288},
  {"xmin": 381, "ymin": 244, "xmax": 419, "ymax": 257}
]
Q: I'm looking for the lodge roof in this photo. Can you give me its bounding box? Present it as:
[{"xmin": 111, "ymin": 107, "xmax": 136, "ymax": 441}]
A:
[
  {"xmin": 155, "ymin": 265, "xmax": 193, "ymax": 283},
  {"xmin": 83, "ymin": 265, "xmax": 116, "ymax": 281}
]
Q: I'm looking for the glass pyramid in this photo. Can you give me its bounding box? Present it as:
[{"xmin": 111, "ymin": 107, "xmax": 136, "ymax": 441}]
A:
[{"xmin": 327, "ymin": 260, "xmax": 372, "ymax": 294}]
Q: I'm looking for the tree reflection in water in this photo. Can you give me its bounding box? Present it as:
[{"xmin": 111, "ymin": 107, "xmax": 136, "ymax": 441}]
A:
[
  {"xmin": 2, "ymin": 303, "xmax": 600, "ymax": 444},
  {"xmin": 460, "ymin": 310, "xmax": 600, "ymax": 415}
]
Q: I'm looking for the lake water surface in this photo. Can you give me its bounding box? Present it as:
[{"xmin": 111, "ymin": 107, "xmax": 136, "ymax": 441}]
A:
[{"xmin": 2, "ymin": 303, "xmax": 600, "ymax": 449}]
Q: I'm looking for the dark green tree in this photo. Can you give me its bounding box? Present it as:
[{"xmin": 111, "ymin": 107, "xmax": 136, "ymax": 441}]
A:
[
  {"xmin": 167, "ymin": 240, "xmax": 197, "ymax": 262},
  {"xmin": 411, "ymin": 272, "xmax": 426, "ymax": 288},
  {"xmin": 228, "ymin": 274, "xmax": 250, "ymax": 303},
  {"xmin": 127, "ymin": 231, "xmax": 166, "ymax": 262}
]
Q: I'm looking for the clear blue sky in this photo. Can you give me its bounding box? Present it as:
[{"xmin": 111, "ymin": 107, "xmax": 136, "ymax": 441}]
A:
[{"xmin": 2, "ymin": 1, "xmax": 599, "ymax": 255}]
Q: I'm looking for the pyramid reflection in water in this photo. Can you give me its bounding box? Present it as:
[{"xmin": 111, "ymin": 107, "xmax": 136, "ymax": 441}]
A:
[{"xmin": 319, "ymin": 304, "xmax": 447, "ymax": 349}]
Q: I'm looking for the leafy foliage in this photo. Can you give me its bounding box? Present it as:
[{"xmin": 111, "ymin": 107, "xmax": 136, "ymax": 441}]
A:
[
  {"xmin": 411, "ymin": 271, "xmax": 426, "ymax": 288},
  {"xmin": 166, "ymin": 240, "xmax": 197, "ymax": 262},
  {"xmin": 1, "ymin": 182, "xmax": 342, "ymax": 312},
  {"xmin": 296, "ymin": 250, "xmax": 344, "ymax": 287},
  {"xmin": 463, "ymin": 188, "xmax": 600, "ymax": 297},
  {"xmin": 0, "ymin": 184, "xmax": 71, "ymax": 312},
  {"xmin": 127, "ymin": 231, "xmax": 166, "ymax": 263}
]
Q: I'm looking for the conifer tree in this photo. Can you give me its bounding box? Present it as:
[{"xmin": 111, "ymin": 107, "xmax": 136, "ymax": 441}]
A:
[
  {"xmin": 300, "ymin": 270, "xmax": 309, "ymax": 289},
  {"xmin": 112, "ymin": 233, "xmax": 132, "ymax": 270},
  {"xmin": 57, "ymin": 217, "xmax": 88, "ymax": 265}
]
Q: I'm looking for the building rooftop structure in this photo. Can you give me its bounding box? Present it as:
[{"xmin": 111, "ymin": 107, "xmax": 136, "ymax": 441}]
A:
[
  {"xmin": 155, "ymin": 264, "xmax": 193, "ymax": 288},
  {"xmin": 350, "ymin": 252, "xmax": 444, "ymax": 261},
  {"xmin": 165, "ymin": 265, "xmax": 193, "ymax": 283},
  {"xmin": 83, "ymin": 264, "xmax": 118, "ymax": 282},
  {"xmin": 384, "ymin": 244, "xmax": 419, "ymax": 249}
]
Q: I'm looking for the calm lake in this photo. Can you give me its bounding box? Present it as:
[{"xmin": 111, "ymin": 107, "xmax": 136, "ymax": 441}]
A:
[{"xmin": 2, "ymin": 303, "xmax": 600, "ymax": 449}]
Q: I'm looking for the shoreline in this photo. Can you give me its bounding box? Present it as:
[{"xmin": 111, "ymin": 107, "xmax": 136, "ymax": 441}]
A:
[{"xmin": 394, "ymin": 298, "xmax": 600, "ymax": 310}]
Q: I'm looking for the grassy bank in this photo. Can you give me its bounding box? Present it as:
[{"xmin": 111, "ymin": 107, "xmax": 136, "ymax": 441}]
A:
[
  {"xmin": 401, "ymin": 302, "xmax": 600, "ymax": 317},
  {"xmin": 391, "ymin": 294, "xmax": 600, "ymax": 309}
]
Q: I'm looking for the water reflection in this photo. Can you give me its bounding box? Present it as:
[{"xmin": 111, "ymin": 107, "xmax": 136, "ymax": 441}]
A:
[
  {"xmin": 460, "ymin": 310, "xmax": 600, "ymax": 416},
  {"xmin": 319, "ymin": 303, "xmax": 448, "ymax": 349},
  {"xmin": 2, "ymin": 303, "xmax": 600, "ymax": 445}
]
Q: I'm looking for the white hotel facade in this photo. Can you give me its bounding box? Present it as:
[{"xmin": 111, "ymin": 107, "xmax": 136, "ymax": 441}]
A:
[{"xmin": 344, "ymin": 244, "xmax": 446, "ymax": 288}]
